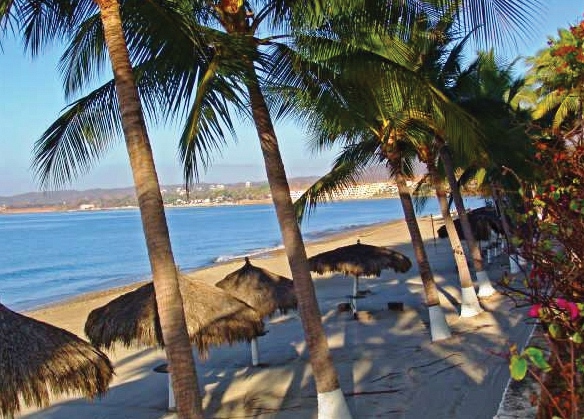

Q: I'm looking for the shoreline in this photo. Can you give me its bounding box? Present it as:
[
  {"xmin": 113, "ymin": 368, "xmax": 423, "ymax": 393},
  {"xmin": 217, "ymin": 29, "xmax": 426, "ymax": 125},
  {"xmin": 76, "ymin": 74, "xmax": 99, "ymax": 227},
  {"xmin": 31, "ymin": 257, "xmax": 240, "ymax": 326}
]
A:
[
  {"xmin": 19, "ymin": 213, "xmax": 534, "ymax": 419},
  {"xmin": 24, "ymin": 217, "xmax": 405, "ymax": 315}
]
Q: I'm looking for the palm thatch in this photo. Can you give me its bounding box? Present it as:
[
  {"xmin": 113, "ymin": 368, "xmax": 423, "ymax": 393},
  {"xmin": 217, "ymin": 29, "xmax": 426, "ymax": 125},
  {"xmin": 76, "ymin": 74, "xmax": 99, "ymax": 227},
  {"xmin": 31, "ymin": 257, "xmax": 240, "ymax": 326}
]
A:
[
  {"xmin": 215, "ymin": 257, "xmax": 297, "ymax": 318},
  {"xmin": 84, "ymin": 277, "xmax": 264, "ymax": 356},
  {"xmin": 308, "ymin": 240, "xmax": 412, "ymax": 277},
  {"xmin": 438, "ymin": 206, "xmax": 502, "ymax": 241},
  {"xmin": 0, "ymin": 304, "xmax": 113, "ymax": 418}
]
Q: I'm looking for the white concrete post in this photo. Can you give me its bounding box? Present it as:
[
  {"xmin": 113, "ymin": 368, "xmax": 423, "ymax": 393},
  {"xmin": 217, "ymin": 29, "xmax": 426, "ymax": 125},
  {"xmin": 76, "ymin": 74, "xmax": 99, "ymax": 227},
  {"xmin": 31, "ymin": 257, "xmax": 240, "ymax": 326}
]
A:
[
  {"xmin": 251, "ymin": 337, "xmax": 260, "ymax": 366},
  {"xmin": 429, "ymin": 305, "xmax": 452, "ymax": 341},
  {"xmin": 168, "ymin": 373, "xmax": 175, "ymax": 411},
  {"xmin": 476, "ymin": 270, "xmax": 496, "ymax": 297},
  {"xmin": 317, "ymin": 388, "xmax": 353, "ymax": 419},
  {"xmin": 460, "ymin": 286, "xmax": 484, "ymax": 317}
]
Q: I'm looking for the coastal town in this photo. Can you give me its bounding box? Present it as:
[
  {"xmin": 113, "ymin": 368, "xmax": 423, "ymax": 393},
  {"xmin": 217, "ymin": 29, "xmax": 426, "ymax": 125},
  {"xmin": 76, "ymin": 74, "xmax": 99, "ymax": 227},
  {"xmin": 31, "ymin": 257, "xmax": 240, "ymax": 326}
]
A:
[{"xmin": 0, "ymin": 176, "xmax": 442, "ymax": 213}]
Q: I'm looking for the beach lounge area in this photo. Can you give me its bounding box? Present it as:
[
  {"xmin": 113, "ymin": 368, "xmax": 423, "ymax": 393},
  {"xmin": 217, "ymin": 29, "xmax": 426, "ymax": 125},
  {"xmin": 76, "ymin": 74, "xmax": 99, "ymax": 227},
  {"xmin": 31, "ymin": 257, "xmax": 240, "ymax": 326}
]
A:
[{"xmin": 19, "ymin": 216, "xmax": 532, "ymax": 418}]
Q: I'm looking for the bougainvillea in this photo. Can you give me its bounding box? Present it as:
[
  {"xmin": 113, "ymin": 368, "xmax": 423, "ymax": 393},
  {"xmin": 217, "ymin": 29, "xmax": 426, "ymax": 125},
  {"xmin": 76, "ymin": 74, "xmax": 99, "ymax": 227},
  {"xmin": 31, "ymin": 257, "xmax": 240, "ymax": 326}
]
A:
[
  {"xmin": 526, "ymin": 15, "xmax": 584, "ymax": 135},
  {"xmin": 503, "ymin": 142, "xmax": 584, "ymax": 418}
]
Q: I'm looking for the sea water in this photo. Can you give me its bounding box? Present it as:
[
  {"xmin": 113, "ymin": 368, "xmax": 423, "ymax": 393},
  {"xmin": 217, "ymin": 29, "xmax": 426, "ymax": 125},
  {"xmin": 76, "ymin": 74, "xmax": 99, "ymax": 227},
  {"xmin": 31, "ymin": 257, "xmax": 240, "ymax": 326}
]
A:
[{"xmin": 0, "ymin": 197, "xmax": 485, "ymax": 310}]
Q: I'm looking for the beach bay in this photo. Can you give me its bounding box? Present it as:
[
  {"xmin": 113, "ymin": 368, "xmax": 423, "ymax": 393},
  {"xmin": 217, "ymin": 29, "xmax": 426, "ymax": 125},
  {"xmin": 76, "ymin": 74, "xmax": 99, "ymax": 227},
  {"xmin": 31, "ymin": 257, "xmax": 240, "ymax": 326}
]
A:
[
  {"xmin": 0, "ymin": 197, "xmax": 482, "ymax": 311},
  {"xmin": 4, "ymin": 196, "xmax": 533, "ymax": 418}
]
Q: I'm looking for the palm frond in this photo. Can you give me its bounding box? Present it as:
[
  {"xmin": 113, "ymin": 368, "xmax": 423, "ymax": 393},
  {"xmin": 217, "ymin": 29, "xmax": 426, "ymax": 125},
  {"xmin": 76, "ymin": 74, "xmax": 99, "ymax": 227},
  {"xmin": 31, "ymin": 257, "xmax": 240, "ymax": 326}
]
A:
[
  {"xmin": 177, "ymin": 54, "xmax": 247, "ymax": 188},
  {"xmin": 9, "ymin": 0, "xmax": 95, "ymax": 56},
  {"xmin": 294, "ymin": 138, "xmax": 381, "ymax": 224},
  {"xmin": 32, "ymin": 80, "xmax": 120, "ymax": 190}
]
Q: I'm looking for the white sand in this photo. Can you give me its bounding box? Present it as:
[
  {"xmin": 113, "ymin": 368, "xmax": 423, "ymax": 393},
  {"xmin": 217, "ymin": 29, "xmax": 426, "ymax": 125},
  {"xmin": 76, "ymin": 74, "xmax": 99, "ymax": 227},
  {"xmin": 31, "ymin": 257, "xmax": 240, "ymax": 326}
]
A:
[{"xmin": 18, "ymin": 217, "xmax": 532, "ymax": 418}]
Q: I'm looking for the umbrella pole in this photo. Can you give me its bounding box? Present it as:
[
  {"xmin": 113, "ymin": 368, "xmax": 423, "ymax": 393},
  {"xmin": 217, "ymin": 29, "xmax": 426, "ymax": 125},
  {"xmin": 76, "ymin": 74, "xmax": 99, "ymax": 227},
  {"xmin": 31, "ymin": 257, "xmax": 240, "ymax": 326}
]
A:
[
  {"xmin": 352, "ymin": 276, "xmax": 359, "ymax": 318},
  {"xmin": 430, "ymin": 214, "xmax": 437, "ymax": 253},
  {"xmin": 251, "ymin": 337, "xmax": 260, "ymax": 366}
]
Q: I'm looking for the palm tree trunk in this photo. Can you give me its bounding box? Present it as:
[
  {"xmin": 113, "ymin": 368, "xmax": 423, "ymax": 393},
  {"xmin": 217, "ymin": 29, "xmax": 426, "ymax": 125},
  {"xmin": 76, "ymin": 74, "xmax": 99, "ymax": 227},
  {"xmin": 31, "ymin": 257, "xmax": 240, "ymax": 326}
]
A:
[
  {"xmin": 245, "ymin": 72, "xmax": 352, "ymax": 418},
  {"xmin": 96, "ymin": 2, "xmax": 203, "ymax": 417},
  {"xmin": 438, "ymin": 144, "xmax": 496, "ymax": 297},
  {"xmin": 492, "ymin": 183, "xmax": 514, "ymax": 252},
  {"xmin": 426, "ymin": 159, "xmax": 483, "ymax": 317},
  {"xmin": 394, "ymin": 170, "xmax": 451, "ymax": 341}
]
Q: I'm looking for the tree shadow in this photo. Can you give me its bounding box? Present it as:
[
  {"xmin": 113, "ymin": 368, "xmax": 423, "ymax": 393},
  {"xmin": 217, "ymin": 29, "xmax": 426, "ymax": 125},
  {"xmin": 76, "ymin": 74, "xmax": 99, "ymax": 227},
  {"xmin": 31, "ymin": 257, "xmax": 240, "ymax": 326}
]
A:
[{"xmin": 19, "ymin": 217, "xmax": 531, "ymax": 418}]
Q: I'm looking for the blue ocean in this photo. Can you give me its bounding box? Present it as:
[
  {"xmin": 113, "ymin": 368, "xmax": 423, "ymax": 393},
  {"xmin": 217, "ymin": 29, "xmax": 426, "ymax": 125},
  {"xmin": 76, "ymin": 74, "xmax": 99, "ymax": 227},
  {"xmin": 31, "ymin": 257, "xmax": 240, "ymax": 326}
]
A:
[{"xmin": 0, "ymin": 197, "xmax": 485, "ymax": 311}]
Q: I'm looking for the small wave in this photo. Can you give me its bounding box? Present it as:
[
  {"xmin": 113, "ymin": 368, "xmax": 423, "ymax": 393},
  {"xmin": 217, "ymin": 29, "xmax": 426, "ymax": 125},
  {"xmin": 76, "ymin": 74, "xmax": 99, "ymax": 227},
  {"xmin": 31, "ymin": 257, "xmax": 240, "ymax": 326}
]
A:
[
  {"xmin": 303, "ymin": 221, "xmax": 388, "ymax": 241},
  {"xmin": 214, "ymin": 244, "xmax": 285, "ymax": 263}
]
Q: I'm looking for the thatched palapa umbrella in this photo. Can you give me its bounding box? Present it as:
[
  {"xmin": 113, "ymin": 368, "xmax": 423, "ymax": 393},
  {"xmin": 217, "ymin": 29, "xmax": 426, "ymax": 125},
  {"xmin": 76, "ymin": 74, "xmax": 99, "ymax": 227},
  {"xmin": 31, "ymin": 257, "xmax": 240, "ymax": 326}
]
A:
[
  {"xmin": 1, "ymin": 303, "xmax": 113, "ymax": 418},
  {"xmin": 308, "ymin": 240, "xmax": 412, "ymax": 317},
  {"xmin": 215, "ymin": 257, "xmax": 297, "ymax": 366},
  {"xmin": 84, "ymin": 277, "xmax": 264, "ymax": 355}
]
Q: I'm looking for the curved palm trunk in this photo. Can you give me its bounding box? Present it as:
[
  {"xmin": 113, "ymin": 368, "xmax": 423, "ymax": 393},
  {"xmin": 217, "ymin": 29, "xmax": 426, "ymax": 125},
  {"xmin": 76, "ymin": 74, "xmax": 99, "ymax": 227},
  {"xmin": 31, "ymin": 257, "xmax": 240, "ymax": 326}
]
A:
[
  {"xmin": 426, "ymin": 158, "xmax": 483, "ymax": 318},
  {"xmin": 438, "ymin": 144, "xmax": 496, "ymax": 297},
  {"xmin": 394, "ymin": 170, "xmax": 451, "ymax": 341},
  {"xmin": 96, "ymin": 2, "xmax": 202, "ymax": 417},
  {"xmin": 245, "ymin": 73, "xmax": 352, "ymax": 418},
  {"xmin": 492, "ymin": 183, "xmax": 523, "ymax": 273},
  {"xmin": 492, "ymin": 183, "xmax": 513, "ymax": 251}
]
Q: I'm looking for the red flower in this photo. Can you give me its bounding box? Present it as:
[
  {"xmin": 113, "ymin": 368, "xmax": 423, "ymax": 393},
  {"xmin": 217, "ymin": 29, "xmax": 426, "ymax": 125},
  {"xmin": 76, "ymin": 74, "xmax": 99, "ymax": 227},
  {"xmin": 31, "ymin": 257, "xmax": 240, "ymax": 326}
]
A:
[
  {"xmin": 528, "ymin": 304, "xmax": 542, "ymax": 318},
  {"xmin": 557, "ymin": 298, "xmax": 580, "ymax": 320}
]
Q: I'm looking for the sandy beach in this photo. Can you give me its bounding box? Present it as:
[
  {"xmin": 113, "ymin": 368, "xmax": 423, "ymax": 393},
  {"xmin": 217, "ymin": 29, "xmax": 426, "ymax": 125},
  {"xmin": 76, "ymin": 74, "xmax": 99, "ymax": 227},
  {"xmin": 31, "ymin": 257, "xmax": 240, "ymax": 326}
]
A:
[{"xmin": 18, "ymin": 216, "xmax": 532, "ymax": 418}]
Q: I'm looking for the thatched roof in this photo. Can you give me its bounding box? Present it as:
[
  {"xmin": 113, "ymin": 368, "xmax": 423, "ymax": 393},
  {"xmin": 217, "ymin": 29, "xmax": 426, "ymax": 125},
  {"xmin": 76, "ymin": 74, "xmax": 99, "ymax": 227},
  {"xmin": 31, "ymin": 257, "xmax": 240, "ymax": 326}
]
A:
[
  {"xmin": 438, "ymin": 206, "xmax": 502, "ymax": 241},
  {"xmin": 0, "ymin": 304, "xmax": 113, "ymax": 418},
  {"xmin": 308, "ymin": 240, "xmax": 412, "ymax": 277},
  {"xmin": 215, "ymin": 257, "xmax": 297, "ymax": 318},
  {"xmin": 84, "ymin": 277, "xmax": 264, "ymax": 356}
]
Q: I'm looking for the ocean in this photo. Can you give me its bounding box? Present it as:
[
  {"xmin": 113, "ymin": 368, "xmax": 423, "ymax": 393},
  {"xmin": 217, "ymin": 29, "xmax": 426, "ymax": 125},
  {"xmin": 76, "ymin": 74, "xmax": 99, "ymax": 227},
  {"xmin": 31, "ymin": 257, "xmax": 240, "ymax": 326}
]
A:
[{"xmin": 0, "ymin": 197, "xmax": 485, "ymax": 311}]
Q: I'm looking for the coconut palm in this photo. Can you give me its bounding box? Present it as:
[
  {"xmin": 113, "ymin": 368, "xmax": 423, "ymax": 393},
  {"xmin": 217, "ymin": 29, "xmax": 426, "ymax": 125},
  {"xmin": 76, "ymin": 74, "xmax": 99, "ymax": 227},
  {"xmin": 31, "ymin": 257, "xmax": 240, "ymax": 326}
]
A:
[
  {"xmin": 281, "ymin": 9, "xmax": 489, "ymax": 320},
  {"xmin": 418, "ymin": 142, "xmax": 484, "ymax": 316},
  {"xmin": 14, "ymin": 1, "xmax": 543, "ymax": 416},
  {"xmin": 23, "ymin": 1, "xmax": 354, "ymax": 415},
  {"xmin": 292, "ymin": 103, "xmax": 455, "ymax": 340},
  {"xmin": 525, "ymin": 19, "xmax": 584, "ymax": 141},
  {"xmin": 413, "ymin": 28, "xmax": 499, "ymax": 298},
  {"xmin": 0, "ymin": 1, "xmax": 204, "ymax": 417},
  {"xmin": 448, "ymin": 51, "xmax": 537, "ymax": 257}
]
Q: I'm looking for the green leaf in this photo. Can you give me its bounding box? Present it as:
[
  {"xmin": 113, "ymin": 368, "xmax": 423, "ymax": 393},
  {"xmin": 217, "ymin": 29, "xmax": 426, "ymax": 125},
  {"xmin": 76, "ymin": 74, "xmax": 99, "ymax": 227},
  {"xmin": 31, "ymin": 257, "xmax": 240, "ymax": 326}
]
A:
[
  {"xmin": 573, "ymin": 332, "xmax": 583, "ymax": 344},
  {"xmin": 523, "ymin": 347, "xmax": 551, "ymax": 371},
  {"xmin": 549, "ymin": 323, "xmax": 562, "ymax": 339},
  {"xmin": 510, "ymin": 355, "xmax": 528, "ymax": 380}
]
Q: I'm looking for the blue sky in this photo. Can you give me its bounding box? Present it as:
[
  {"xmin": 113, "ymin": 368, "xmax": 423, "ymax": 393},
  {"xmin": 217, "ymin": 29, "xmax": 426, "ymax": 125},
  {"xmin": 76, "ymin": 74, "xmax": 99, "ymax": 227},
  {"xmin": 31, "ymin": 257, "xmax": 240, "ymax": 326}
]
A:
[{"xmin": 1, "ymin": 2, "xmax": 583, "ymax": 197}]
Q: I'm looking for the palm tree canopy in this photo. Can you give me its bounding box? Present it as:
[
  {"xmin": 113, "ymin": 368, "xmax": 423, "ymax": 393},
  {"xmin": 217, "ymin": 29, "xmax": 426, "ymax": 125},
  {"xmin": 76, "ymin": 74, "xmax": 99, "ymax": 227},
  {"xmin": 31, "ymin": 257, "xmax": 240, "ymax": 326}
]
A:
[{"xmin": 9, "ymin": 0, "xmax": 542, "ymax": 191}]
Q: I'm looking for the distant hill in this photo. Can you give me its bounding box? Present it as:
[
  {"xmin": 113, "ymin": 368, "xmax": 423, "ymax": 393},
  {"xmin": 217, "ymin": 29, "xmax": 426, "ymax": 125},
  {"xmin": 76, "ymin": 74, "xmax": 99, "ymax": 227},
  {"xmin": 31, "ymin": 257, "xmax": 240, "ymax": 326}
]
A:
[{"xmin": 0, "ymin": 166, "xmax": 393, "ymax": 210}]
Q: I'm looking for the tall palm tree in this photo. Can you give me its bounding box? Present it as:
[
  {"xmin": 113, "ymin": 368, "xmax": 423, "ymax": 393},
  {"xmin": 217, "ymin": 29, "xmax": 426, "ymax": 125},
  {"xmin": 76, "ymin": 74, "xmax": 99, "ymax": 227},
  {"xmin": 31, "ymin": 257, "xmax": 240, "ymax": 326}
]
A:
[
  {"xmin": 0, "ymin": 1, "xmax": 204, "ymax": 417},
  {"xmin": 23, "ymin": 1, "xmax": 354, "ymax": 415},
  {"xmin": 525, "ymin": 19, "xmax": 584, "ymax": 142},
  {"xmin": 410, "ymin": 17, "xmax": 499, "ymax": 299},
  {"xmin": 295, "ymin": 134, "xmax": 454, "ymax": 341},
  {"xmin": 419, "ymin": 142, "xmax": 483, "ymax": 316},
  {"xmin": 450, "ymin": 51, "xmax": 536, "ymax": 259},
  {"xmin": 14, "ymin": 1, "xmax": 543, "ymax": 416},
  {"xmin": 283, "ymin": 9, "xmax": 489, "ymax": 320}
]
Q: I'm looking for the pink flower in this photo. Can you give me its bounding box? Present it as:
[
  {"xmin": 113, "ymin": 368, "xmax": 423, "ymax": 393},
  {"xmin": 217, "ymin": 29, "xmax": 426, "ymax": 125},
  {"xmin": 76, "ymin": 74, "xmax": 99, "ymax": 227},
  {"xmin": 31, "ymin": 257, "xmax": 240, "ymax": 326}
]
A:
[
  {"xmin": 528, "ymin": 304, "xmax": 542, "ymax": 318},
  {"xmin": 557, "ymin": 298, "xmax": 580, "ymax": 320}
]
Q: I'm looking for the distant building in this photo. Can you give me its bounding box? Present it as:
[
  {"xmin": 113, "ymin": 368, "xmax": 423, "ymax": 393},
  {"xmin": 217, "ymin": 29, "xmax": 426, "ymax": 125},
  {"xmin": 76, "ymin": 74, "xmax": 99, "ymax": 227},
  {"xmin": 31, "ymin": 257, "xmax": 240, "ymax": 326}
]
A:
[{"xmin": 79, "ymin": 204, "xmax": 96, "ymax": 210}]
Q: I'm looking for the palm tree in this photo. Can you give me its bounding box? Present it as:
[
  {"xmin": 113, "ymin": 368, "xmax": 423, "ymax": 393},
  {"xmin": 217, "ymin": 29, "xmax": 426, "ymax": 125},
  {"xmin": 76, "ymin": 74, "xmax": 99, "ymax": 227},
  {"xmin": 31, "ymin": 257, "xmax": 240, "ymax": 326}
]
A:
[
  {"xmin": 13, "ymin": 1, "xmax": 543, "ymax": 416},
  {"xmin": 291, "ymin": 94, "xmax": 455, "ymax": 341},
  {"xmin": 525, "ymin": 19, "xmax": 584, "ymax": 142},
  {"xmin": 450, "ymin": 51, "xmax": 536, "ymax": 262},
  {"xmin": 419, "ymin": 142, "xmax": 484, "ymax": 316},
  {"xmin": 1, "ymin": 1, "xmax": 204, "ymax": 417},
  {"xmin": 408, "ymin": 17, "xmax": 499, "ymax": 299},
  {"xmin": 23, "ymin": 1, "xmax": 354, "ymax": 415}
]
